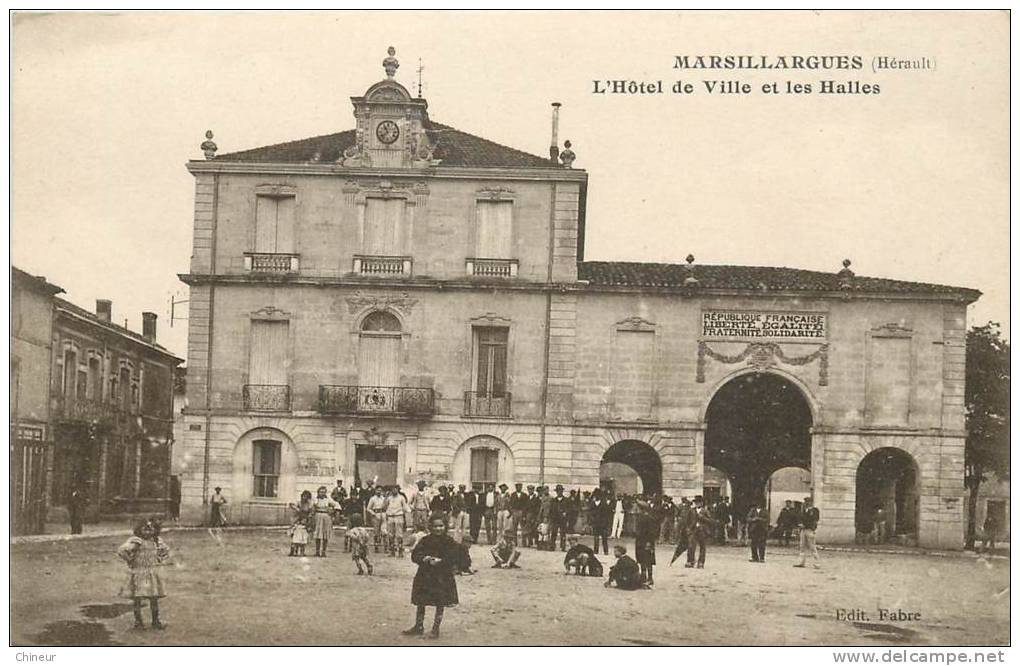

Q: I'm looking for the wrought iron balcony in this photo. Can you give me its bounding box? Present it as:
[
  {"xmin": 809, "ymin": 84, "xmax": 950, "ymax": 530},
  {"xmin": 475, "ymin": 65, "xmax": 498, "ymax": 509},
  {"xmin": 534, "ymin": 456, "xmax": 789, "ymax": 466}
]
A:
[
  {"xmin": 318, "ymin": 385, "xmax": 434, "ymax": 417},
  {"xmin": 242, "ymin": 385, "xmax": 291, "ymax": 412},
  {"xmin": 244, "ymin": 252, "xmax": 300, "ymax": 274},
  {"xmin": 464, "ymin": 392, "xmax": 512, "ymax": 418},
  {"xmin": 466, "ymin": 258, "xmax": 518, "ymax": 278},
  {"xmin": 55, "ymin": 397, "xmax": 119, "ymax": 422},
  {"xmin": 353, "ymin": 255, "xmax": 412, "ymax": 276}
]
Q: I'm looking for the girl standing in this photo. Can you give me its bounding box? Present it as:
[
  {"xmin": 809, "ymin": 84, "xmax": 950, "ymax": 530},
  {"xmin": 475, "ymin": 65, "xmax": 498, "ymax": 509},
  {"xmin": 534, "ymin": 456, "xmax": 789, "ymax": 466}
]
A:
[
  {"xmin": 289, "ymin": 490, "xmax": 313, "ymax": 556},
  {"xmin": 312, "ymin": 486, "xmax": 340, "ymax": 557},
  {"xmin": 117, "ymin": 518, "xmax": 171, "ymax": 629},
  {"xmin": 404, "ymin": 514, "xmax": 460, "ymax": 639}
]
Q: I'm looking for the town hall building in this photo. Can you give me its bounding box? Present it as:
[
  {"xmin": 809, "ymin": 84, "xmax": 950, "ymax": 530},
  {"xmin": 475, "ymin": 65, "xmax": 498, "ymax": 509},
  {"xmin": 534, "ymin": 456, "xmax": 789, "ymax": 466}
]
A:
[{"xmin": 177, "ymin": 49, "xmax": 979, "ymax": 547}]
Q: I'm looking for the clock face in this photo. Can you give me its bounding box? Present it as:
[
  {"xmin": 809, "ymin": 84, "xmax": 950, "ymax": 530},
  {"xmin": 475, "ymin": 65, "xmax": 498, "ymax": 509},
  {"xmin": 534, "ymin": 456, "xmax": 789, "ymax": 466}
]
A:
[{"xmin": 376, "ymin": 120, "xmax": 400, "ymax": 145}]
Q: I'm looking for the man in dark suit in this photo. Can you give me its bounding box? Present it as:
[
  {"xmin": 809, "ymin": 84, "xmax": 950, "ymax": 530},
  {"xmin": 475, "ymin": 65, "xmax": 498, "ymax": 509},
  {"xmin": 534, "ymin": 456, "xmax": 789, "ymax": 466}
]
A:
[
  {"xmin": 685, "ymin": 495, "xmax": 717, "ymax": 569},
  {"xmin": 509, "ymin": 482, "xmax": 528, "ymax": 536},
  {"xmin": 465, "ymin": 484, "xmax": 483, "ymax": 543},
  {"xmin": 588, "ymin": 487, "xmax": 612, "ymax": 555},
  {"xmin": 549, "ymin": 484, "xmax": 569, "ymax": 551},
  {"xmin": 524, "ymin": 485, "xmax": 540, "ymax": 547}
]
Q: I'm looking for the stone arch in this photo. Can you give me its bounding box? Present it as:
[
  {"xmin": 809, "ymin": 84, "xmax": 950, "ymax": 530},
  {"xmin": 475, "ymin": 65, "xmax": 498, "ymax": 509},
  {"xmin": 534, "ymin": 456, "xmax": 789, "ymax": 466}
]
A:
[
  {"xmin": 855, "ymin": 447, "xmax": 921, "ymax": 543},
  {"xmin": 699, "ymin": 366, "xmax": 821, "ymax": 426},
  {"xmin": 230, "ymin": 426, "xmax": 300, "ymax": 505},
  {"xmin": 351, "ymin": 305, "xmax": 410, "ymax": 336},
  {"xmin": 703, "ymin": 370, "xmax": 815, "ymax": 519},
  {"xmin": 450, "ymin": 435, "xmax": 516, "ymax": 488},
  {"xmin": 600, "ymin": 439, "xmax": 662, "ymax": 495}
]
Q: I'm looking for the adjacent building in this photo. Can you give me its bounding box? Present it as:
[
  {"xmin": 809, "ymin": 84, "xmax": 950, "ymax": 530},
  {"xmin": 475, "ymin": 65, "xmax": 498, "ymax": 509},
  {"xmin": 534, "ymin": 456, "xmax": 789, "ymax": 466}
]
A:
[
  {"xmin": 177, "ymin": 49, "xmax": 979, "ymax": 547},
  {"xmin": 11, "ymin": 266, "xmax": 183, "ymax": 532},
  {"xmin": 11, "ymin": 268, "xmax": 64, "ymax": 534}
]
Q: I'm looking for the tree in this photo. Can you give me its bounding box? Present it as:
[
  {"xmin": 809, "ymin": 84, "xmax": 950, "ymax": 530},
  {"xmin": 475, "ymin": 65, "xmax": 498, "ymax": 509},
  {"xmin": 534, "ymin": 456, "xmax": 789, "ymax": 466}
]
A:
[{"xmin": 964, "ymin": 322, "xmax": 1010, "ymax": 550}]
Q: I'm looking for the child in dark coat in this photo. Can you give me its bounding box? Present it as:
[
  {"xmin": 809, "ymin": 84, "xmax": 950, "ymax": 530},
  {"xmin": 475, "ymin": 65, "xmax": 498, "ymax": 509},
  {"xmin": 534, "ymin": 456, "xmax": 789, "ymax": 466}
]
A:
[{"xmin": 404, "ymin": 513, "xmax": 461, "ymax": 639}]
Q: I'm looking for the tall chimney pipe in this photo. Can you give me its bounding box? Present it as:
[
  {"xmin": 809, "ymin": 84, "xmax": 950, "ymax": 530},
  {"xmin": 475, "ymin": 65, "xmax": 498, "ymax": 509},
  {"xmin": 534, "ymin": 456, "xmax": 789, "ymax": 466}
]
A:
[
  {"xmin": 549, "ymin": 102, "xmax": 562, "ymax": 162},
  {"xmin": 96, "ymin": 299, "xmax": 112, "ymax": 323},
  {"xmin": 142, "ymin": 312, "xmax": 157, "ymax": 342}
]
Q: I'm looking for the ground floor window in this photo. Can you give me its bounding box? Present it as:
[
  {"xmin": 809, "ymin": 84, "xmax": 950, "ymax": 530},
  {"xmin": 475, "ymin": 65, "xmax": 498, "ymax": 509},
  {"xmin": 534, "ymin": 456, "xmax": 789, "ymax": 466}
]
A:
[
  {"xmin": 253, "ymin": 439, "xmax": 282, "ymax": 498},
  {"xmin": 470, "ymin": 447, "xmax": 499, "ymax": 486}
]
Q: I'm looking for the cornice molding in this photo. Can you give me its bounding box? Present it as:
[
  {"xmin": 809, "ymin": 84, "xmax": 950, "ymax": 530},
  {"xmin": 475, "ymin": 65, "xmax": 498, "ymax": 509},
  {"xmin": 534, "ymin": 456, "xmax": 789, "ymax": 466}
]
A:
[
  {"xmin": 186, "ymin": 160, "xmax": 589, "ymax": 183},
  {"xmin": 177, "ymin": 272, "xmax": 978, "ymax": 304}
]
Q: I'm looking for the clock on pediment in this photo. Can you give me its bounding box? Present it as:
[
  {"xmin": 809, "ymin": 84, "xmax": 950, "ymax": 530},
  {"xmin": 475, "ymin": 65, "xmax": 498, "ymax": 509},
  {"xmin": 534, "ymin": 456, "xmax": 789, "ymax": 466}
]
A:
[
  {"xmin": 342, "ymin": 47, "xmax": 438, "ymax": 169},
  {"xmin": 376, "ymin": 120, "xmax": 400, "ymax": 144}
]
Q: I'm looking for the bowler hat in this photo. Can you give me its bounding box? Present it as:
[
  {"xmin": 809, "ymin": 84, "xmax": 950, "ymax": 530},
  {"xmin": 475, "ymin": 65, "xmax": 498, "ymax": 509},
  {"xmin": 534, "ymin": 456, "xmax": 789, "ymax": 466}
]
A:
[
  {"xmin": 555, "ymin": 484, "xmax": 564, "ymax": 492},
  {"xmin": 499, "ymin": 483, "xmax": 508, "ymax": 490}
]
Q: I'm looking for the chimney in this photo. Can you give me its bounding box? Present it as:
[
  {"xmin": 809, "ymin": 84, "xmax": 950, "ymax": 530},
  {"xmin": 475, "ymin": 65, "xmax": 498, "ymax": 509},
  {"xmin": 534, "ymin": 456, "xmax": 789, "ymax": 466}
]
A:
[
  {"xmin": 142, "ymin": 312, "xmax": 157, "ymax": 342},
  {"xmin": 549, "ymin": 102, "xmax": 561, "ymax": 161},
  {"xmin": 96, "ymin": 299, "xmax": 112, "ymax": 322}
]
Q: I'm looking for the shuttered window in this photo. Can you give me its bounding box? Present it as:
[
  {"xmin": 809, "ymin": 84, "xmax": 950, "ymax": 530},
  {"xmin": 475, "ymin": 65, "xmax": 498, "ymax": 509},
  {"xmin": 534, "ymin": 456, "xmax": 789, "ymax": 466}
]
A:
[
  {"xmin": 470, "ymin": 448, "xmax": 499, "ymax": 485},
  {"xmin": 249, "ymin": 320, "xmax": 289, "ymax": 386},
  {"xmin": 358, "ymin": 311, "xmax": 401, "ymax": 387},
  {"xmin": 476, "ymin": 200, "xmax": 512, "ymax": 259},
  {"xmin": 474, "ymin": 327, "xmax": 508, "ymax": 397},
  {"xmin": 364, "ymin": 198, "xmax": 403, "ymax": 255},
  {"xmin": 254, "ymin": 195, "xmax": 295, "ymax": 253}
]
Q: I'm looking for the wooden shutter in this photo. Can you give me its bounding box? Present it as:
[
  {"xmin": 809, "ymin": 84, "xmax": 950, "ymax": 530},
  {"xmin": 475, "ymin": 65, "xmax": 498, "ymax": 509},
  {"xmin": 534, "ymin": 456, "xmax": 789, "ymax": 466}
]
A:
[
  {"xmin": 470, "ymin": 448, "xmax": 499, "ymax": 485},
  {"xmin": 475, "ymin": 328, "xmax": 509, "ymax": 397},
  {"xmin": 364, "ymin": 198, "xmax": 402, "ymax": 255},
  {"xmin": 249, "ymin": 321, "xmax": 289, "ymax": 385},
  {"xmin": 358, "ymin": 335, "xmax": 400, "ymax": 387},
  {"xmin": 476, "ymin": 201, "xmax": 512, "ymax": 258},
  {"xmin": 255, "ymin": 196, "xmax": 296, "ymax": 253}
]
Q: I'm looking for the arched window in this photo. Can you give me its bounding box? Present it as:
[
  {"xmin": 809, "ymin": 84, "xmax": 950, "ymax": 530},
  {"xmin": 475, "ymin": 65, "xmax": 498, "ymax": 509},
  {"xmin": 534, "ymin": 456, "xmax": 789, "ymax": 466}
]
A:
[
  {"xmin": 361, "ymin": 311, "xmax": 401, "ymax": 333},
  {"xmin": 358, "ymin": 311, "xmax": 402, "ymax": 389}
]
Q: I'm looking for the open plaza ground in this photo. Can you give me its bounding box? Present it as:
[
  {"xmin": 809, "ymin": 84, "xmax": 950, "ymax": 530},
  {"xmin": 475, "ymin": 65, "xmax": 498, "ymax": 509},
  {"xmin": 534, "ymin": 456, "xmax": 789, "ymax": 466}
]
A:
[{"xmin": 11, "ymin": 529, "xmax": 1009, "ymax": 647}]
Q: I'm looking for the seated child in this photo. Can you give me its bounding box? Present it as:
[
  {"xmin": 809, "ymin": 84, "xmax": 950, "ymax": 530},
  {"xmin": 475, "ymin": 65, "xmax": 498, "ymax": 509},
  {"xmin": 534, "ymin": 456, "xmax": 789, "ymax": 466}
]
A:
[
  {"xmin": 605, "ymin": 545, "xmax": 645, "ymax": 590},
  {"xmin": 346, "ymin": 514, "xmax": 374, "ymax": 575},
  {"xmin": 563, "ymin": 534, "xmax": 602, "ymax": 576},
  {"xmin": 536, "ymin": 521, "xmax": 551, "ymax": 551},
  {"xmin": 490, "ymin": 529, "xmax": 521, "ymax": 569}
]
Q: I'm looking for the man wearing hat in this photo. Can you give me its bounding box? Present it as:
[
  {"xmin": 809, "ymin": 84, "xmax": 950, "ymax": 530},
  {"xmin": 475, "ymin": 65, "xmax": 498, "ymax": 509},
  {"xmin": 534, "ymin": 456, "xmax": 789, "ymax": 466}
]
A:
[
  {"xmin": 523, "ymin": 484, "xmax": 539, "ymax": 547},
  {"xmin": 685, "ymin": 495, "xmax": 717, "ymax": 568},
  {"xmin": 465, "ymin": 483, "xmax": 483, "ymax": 543},
  {"xmin": 793, "ymin": 496, "xmax": 821, "ymax": 569},
  {"xmin": 483, "ymin": 483, "xmax": 498, "ymax": 544},
  {"xmin": 495, "ymin": 483, "xmax": 512, "ymax": 538},
  {"xmin": 549, "ymin": 484, "xmax": 569, "ymax": 552},
  {"xmin": 509, "ymin": 482, "xmax": 528, "ymax": 536},
  {"xmin": 410, "ymin": 480, "xmax": 432, "ymax": 532}
]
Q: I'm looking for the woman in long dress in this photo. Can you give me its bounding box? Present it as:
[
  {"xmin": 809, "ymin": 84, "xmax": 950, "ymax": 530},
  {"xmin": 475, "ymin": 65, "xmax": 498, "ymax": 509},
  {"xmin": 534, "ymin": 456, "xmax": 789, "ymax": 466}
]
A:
[{"xmin": 311, "ymin": 486, "xmax": 339, "ymax": 557}]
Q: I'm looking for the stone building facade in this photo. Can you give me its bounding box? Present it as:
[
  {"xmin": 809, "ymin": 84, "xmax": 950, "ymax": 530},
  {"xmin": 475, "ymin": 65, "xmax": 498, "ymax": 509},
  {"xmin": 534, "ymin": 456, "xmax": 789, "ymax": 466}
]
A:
[
  {"xmin": 177, "ymin": 51, "xmax": 979, "ymax": 547},
  {"xmin": 49, "ymin": 297, "xmax": 182, "ymax": 520},
  {"xmin": 11, "ymin": 268, "xmax": 64, "ymax": 534}
]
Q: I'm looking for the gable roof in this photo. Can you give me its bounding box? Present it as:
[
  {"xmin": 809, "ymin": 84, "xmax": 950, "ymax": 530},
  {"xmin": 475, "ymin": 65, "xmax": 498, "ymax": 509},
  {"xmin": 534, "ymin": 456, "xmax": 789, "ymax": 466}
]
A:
[
  {"xmin": 12, "ymin": 266, "xmax": 64, "ymax": 296},
  {"xmin": 214, "ymin": 121, "xmax": 556, "ymax": 169},
  {"xmin": 54, "ymin": 297, "xmax": 182, "ymax": 361},
  {"xmin": 578, "ymin": 261, "xmax": 980, "ymax": 301}
]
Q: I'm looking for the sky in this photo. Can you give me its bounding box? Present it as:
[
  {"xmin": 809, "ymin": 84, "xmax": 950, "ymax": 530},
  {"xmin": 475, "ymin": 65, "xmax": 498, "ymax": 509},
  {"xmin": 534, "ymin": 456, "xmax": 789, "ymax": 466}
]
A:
[{"xmin": 11, "ymin": 11, "xmax": 1009, "ymax": 359}]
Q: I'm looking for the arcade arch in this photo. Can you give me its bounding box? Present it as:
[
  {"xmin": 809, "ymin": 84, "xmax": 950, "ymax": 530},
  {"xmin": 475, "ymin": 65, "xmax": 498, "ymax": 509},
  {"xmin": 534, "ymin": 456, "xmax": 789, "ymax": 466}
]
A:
[
  {"xmin": 855, "ymin": 447, "xmax": 919, "ymax": 542},
  {"xmin": 599, "ymin": 440, "xmax": 662, "ymax": 496},
  {"xmin": 704, "ymin": 372, "xmax": 813, "ymax": 517}
]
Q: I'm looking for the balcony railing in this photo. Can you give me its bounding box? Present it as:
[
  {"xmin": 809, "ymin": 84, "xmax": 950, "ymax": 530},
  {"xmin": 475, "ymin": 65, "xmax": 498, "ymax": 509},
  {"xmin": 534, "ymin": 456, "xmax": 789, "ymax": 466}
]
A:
[
  {"xmin": 319, "ymin": 385, "xmax": 434, "ymax": 417},
  {"xmin": 55, "ymin": 397, "xmax": 120, "ymax": 421},
  {"xmin": 464, "ymin": 392, "xmax": 512, "ymax": 418},
  {"xmin": 244, "ymin": 252, "xmax": 300, "ymax": 274},
  {"xmin": 242, "ymin": 385, "xmax": 292, "ymax": 412},
  {"xmin": 466, "ymin": 258, "xmax": 518, "ymax": 278},
  {"xmin": 353, "ymin": 255, "xmax": 412, "ymax": 276}
]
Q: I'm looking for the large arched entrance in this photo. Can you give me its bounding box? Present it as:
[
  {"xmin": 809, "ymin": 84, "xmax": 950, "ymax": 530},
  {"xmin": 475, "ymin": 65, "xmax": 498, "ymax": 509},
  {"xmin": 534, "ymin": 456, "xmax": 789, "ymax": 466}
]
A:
[
  {"xmin": 600, "ymin": 440, "xmax": 662, "ymax": 496},
  {"xmin": 855, "ymin": 447, "xmax": 919, "ymax": 543},
  {"xmin": 704, "ymin": 372, "xmax": 813, "ymax": 519}
]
